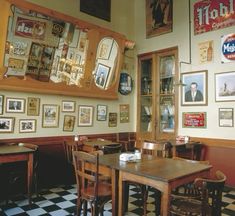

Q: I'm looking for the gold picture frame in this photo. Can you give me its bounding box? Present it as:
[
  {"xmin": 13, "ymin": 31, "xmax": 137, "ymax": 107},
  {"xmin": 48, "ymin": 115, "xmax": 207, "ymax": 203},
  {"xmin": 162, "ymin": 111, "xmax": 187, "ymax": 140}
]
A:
[
  {"xmin": 27, "ymin": 97, "xmax": 40, "ymax": 116},
  {"xmin": 63, "ymin": 115, "xmax": 75, "ymax": 131},
  {"xmin": 19, "ymin": 119, "xmax": 36, "ymax": 133},
  {"xmin": 42, "ymin": 104, "xmax": 60, "ymax": 128},
  {"xmin": 78, "ymin": 105, "xmax": 93, "ymax": 126}
]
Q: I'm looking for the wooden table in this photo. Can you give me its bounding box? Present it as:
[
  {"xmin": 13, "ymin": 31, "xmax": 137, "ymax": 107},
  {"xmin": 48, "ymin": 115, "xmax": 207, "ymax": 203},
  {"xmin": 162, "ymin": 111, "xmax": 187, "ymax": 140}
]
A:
[
  {"xmin": 0, "ymin": 145, "xmax": 35, "ymax": 205},
  {"xmin": 82, "ymin": 139, "xmax": 120, "ymax": 152},
  {"xmin": 99, "ymin": 153, "xmax": 212, "ymax": 216}
]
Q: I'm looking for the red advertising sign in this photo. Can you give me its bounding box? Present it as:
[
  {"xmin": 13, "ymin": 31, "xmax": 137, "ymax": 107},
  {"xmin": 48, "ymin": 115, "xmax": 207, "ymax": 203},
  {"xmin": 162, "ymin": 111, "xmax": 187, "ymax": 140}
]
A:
[
  {"xmin": 183, "ymin": 112, "xmax": 206, "ymax": 128},
  {"xmin": 194, "ymin": 0, "xmax": 235, "ymax": 35}
]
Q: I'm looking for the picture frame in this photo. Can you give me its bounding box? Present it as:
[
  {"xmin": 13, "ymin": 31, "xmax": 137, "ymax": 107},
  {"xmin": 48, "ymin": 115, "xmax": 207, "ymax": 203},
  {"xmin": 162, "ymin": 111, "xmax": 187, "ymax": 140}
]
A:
[
  {"xmin": 182, "ymin": 112, "xmax": 207, "ymax": 128},
  {"xmin": 219, "ymin": 108, "xmax": 234, "ymax": 127},
  {"xmin": 63, "ymin": 115, "xmax": 75, "ymax": 131},
  {"xmin": 95, "ymin": 63, "xmax": 111, "ymax": 89},
  {"xmin": 78, "ymin": 105, "xmax": 93, "ymax": 126},
  {"xmin": 108, "ymin": 112, "xmax": 117, "ymax": 127},
  {"xmin": 0, "ymin": 117, "xmax": 15, "ymax": 133},
  {"xmin": 62, "ymin": 101, "xmax": 76, "ymax": 112},
  {"xmin": 27, "ymin": 97, "xmax": 40, "ymax": 116},
  {"xmin": 19, "ymin": 119, "xmax": 36, "ymax": 133},
  {"xmin": 181, "ymin": 70, "xmax": 208, "ymax": 106},
  {"xmin": 6, "ymin": 97, "xmax": 26, "ymax": 113},
  {"xmin": 0, "ymin": 95, "xmax": 4, "ymax": 115},
  {"xmin": 97, "ymin": 104, "xmax": 107, "ymax": 121},
  {"xmin": 42, "ymin": 104, "xmax": 60, "ymax": 128},
  {"xmin": 97, "ymin": 38, "xmax": 113, "ymax": 60},
  {"xmin": 215, "ymin": 71, "xmax": 235, "ymax": 102},
  {"xmin": 120, "ymin": 104, "xmax": 129, "ymax": 123}
]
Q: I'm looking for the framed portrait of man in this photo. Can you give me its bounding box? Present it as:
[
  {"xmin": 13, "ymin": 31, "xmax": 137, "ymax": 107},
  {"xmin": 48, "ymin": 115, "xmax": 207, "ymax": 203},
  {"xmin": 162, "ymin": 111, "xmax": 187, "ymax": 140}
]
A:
[{"xmin": 181, "ymin": 70, "xmax": 208, "ymax": 106}]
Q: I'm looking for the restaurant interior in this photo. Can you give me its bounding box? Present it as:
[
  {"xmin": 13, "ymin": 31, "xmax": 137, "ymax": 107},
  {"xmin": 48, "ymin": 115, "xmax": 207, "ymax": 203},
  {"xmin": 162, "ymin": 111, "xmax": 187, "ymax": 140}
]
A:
[{"xmin": 0, "ymin": 0, "xmax": 235, "ymax": 215}]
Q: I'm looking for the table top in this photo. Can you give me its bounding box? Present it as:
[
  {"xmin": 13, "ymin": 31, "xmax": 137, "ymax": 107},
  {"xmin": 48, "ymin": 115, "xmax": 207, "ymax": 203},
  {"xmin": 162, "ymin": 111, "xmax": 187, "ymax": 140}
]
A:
[
  {"xmin": 83, "ymin": 139, "xmax": 119, "ymax": 148},
  {"xmin": 0, "ymin": 145, "xmax": 35, "ymax": 155},
  {"xmin": 99, "ymin": 153, "xmax": 212, "ymax": 183}
]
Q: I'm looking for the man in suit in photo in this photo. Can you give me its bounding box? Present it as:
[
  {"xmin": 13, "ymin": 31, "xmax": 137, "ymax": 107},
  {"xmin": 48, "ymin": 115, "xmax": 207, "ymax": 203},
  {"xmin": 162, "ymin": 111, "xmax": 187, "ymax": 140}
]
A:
[{"xmin": 185, "ymin": 82, "xmax": 203, "ymax": 102}]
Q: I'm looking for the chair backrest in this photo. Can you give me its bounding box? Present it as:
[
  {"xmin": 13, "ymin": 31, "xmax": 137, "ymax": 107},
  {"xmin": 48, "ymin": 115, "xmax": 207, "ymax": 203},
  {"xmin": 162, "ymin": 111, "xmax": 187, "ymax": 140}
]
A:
[
  {"xmin": 63, "ymin": 140, "xmax": 82, "ymax": 164},
  {"xmin": 103, "ymin": 144, "xmax": 122, "ymax": 154}
]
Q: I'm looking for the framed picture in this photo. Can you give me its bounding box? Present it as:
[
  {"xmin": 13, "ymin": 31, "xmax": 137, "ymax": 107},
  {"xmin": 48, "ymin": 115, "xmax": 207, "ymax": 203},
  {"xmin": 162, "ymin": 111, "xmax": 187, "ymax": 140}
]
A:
[
  {"xmin": 97, "ymin": 104, "xmax": 107, "ymax": 121},
  {"xmin": 95, "ymin": 63, "xmax": 111, "ymax": 89},
  {"xmin": 97, "ymin": 38, "xmax": 113, "ymax": 60},
  {"xmin": 78, "ymin": 105, "xmax": 93, "ymax": 126},
  {"xmin": 182, "ymin": 112, "xmax": 207, "ymax": 128},
  {"xmin": 181, "ymin": 70, "xmax": 208, "ymax": 106},
  {"xmin": 215, "ymin": 71, "xmax": 235, "ymax": 102},
  {"xmin": 0, "ymin": 117, "xmax": 15, "ymax": 133},
  {"xmin": 19, "ymin": 119, "xmax": 36, "ymax": 133},
  {"xmin": 120, "ymin": 104, "xmax": 129, "ymax": 123},
  {"xmin": 118, "ymin": 73, "xmax": 133, "ymax": 95},
  {"xmin": 62, "ymin": 101, "xmax": 76, "ymax": 112},
  {"xmin": 63, "ymin": 115, "xmax": 75, "ymax": 131},
  {"xmin": 108, "ymin": 112, "xmax": 117, "ymax": 127},
  {"xmin": 219, "ymin": 108, "xmax": 234, "ymax": 127},
  {"xmin": 42, "ymin": 104, "xmax": 60, "ymax": 128},
  {"xmin": 6, "ymin": 97, "xmax": 26, "ymax": 113},
  {"xmin": 146, "ymin": 0, "xmax": 173, "ymax": 38},
  {"xmin": 27, "ymin": 97, "xmax": 40, "ymax": 116},
  {"xmin": 0, "ymin": 95, "xmax": 4, "ymax": 115}
]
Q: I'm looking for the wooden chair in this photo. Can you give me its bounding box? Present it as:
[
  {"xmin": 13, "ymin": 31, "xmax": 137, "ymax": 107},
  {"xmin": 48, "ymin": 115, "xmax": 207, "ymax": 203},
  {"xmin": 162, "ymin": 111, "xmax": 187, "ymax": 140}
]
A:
[
  {"xmin": 63, "ymin": 140, "xmax": 83, "ymax": 165},
  {"xmin": 170, "ymin": 170, "xmax": 226, "ymax": 216},
  {"xmin": 73, "ymin": 151, "xmax": 112, "ymax": 216}
]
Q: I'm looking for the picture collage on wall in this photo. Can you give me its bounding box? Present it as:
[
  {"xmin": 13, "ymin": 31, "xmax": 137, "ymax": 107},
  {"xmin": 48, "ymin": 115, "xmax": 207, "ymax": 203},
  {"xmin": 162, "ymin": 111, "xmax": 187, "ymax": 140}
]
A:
[{"xmin": 0, "ymin": 95, "xmax": 130, "ymax": 133}]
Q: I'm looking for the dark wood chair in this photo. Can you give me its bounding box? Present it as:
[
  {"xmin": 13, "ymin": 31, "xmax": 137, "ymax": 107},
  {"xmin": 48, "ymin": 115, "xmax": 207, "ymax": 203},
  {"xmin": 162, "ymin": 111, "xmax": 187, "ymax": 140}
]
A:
[
  {"xmin": 170, "ymin": 170, "xmax": 226, "ymax": 216},
  {"xmin": 73, "ymin": 151, "xmax": 112, "ymax": 216},
  {"xmin": 63, "ymin": 140, "xmax": 83, "ymax": 165}
]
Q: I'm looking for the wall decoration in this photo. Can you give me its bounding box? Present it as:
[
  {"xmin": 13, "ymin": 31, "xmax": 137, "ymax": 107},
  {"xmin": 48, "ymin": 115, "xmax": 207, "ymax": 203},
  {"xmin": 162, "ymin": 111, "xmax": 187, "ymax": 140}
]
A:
[
  {"xmin": 19, "ymin": 119, "xmax": 36, "ymax": 133},
  {"xmin": 0, "ymin": 117, "xmax": 15, "ymax": 133},
  {"xmin": 181, "ymin": 70, "xmax": 208, "ymax": 106},
  {"xmin": 221, "ymin": 33, "xmax": 235, "ymax": 63},
  {"xmin": 63, "ymin": 115, "xmax": 75, "ymax": 131},
  {"xmin": 219, "ymin": 108, "xmax": 234, "ymax": 127},
  {"xmin": 194, "ymin": 0, "xmax": 235, "ymax": 35},
  {"xmin": 78, "ymin": 105, "xmax": 93, "ymax": 126},
  {"xmin": 118, "ymin": 72, "xmax": 133, "ymax": 95},
  {"xmin": 97, "ymin": 38, "xmax": 113, "ymax": 60},
  {"xmin": 120, "ymin": 104, "xmax": 129, "ymax": 123},
  {"xmin": 182, "ymin": 112, "xmax": 207, "ymax": 128},
  {"xmin": 80, "ymin": 0, "xmax": 111, "ymax": 22},
  {"xmin": 6, "ymin": 97, "xmax": 25, "ymax": 113},
  {"xmin": 62, "ymin": 101, "xmax": 76, "ymax": 112},
  {"xmin": 95, "ymin": 63, "xmax": 111, "ymax": 89},
  {"xmin": 215, "ymin": 71, "xmax": 235, "ymax": 102},
  {"xmin": 27, "ymin": 97, "xmax": 40, "ymax": 116},
  {"xmin": 198, "ymin": 40, "xmax": 213, "ymax": 64},
  {"xmin": 42, "ymin": 104, "xmax": 60, "ymax": 128},
  {"xmin": 108, "ymin": 112, "xmax": 117, "ymax": 127},
  {"xmin": 97, "ymin": 104, "xmax": 107, "ymax": 121},
  {"xmin": 145, "ymin": 0, "xmax": 173, "ymax": 38},
  {"xmin": 0, "ymin": 95, "xmax": 4, "ymax": 115}
]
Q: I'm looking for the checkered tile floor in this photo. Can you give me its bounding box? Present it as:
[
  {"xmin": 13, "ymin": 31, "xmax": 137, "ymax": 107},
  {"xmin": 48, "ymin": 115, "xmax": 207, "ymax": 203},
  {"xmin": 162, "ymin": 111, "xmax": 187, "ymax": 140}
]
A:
[{"xmin": 0, "ymin": 184, "xmax": 235, "ymax": 216}]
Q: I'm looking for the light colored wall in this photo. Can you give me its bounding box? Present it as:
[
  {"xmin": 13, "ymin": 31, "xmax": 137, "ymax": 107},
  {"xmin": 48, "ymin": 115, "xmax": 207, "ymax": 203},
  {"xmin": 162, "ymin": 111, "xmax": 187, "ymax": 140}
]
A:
[{"xmin": 134, "ymin": 0, "xmax": 235, "ymax": 140}]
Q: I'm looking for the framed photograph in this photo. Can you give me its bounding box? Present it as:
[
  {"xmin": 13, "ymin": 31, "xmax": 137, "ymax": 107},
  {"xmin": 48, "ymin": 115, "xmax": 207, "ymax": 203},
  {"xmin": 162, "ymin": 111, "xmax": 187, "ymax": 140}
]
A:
[
  {"xmin": 19, "ymin": 119, "xmax": 36, "ymax": 133},
  {"xmin": 97, "ymin": 38, "xmax": 113, "ymax": 60},
  {"xmin": 146, "ymin": 0, "xmax": 173, "ymax": 38},
  {"xmin": 78, "ymin": 105, "xmax": 93, "ymax": 126},
  {"xmin": 181, "ymin": 70, "xmax": 208, "ymax": 106},
  {"xmin": 27, "ymin": 97, "xmax": 40, "ymax": 116},
  {"xmin": 0, "ymin": 95, "xmax": 4, "ymax": 115},
  {"xmin": 42, "ymin": 104, "xmax": 60, "ymax": 128},
  {"xmin": 215, "ymin": 71, "xmax": 235, "ymax": 102},
  {"xmin": 97, "ymin": 104, "xmax": 107, "ymax": 121},
  {"xmin": 120, "ymin": 104, "xmax": 129, "ymax": 123},
  {"xmin": 0, "ymin": 117, "xmax": 15, "ymax": 133},
  {"xmin": 63, "ymin": 115, "xmax": 75, "ymax": 131},
  {"xmin": 95, "ymin": 63, "xmax": 111, "ymax": 89},
  {"xmin": 108, "ymin": 112, "xmax": 117, "ymax": 127},
  {"xmin": 62, "ymin": 101, "xmax": 76, "ymax": 112},
  {"xmin": 182, "ymin": 112, "xmax": 207, "ymax": 128},
  {"xmin": 219, "ymin": 108, "xmax": 234, "ymax": 127},
  {"xmin": 6, "ymin": 97, "xmax": 25, "ymax": 113}
]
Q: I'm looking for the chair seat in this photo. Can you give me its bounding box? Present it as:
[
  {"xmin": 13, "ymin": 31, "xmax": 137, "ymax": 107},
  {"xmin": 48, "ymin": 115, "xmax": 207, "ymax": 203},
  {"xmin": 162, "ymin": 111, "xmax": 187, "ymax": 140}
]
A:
[{"xmin": 81, "ymin": 182, "xmax": 112, "ymax": 198}]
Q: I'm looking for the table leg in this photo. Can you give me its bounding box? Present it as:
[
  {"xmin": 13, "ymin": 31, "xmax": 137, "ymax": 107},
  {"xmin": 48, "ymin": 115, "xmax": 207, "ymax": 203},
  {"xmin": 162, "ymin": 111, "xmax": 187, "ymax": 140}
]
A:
[
  {"xmin": 161, "ymin": 185, "xmax": 171, "ymax": 216},
  {"xmin": 27, "ymin": 153, "xmax": 34, "ymax": 205}
]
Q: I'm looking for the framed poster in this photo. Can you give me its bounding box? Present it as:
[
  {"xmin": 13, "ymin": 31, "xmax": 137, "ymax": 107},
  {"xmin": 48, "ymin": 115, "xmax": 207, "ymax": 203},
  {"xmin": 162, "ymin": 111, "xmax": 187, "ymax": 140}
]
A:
[
  {"xmin": 97, "ymin": 38, "xmax": 113, "ymax": 60},
  {"xmin": 120, "ymin": 104, "xmax": 129, "ymax": 123},
  {"xmin": 215, "ymin": 71, "xmax": 235, "ymax": 102},
  {"xmin": 0, "ymin": 95, "xmax": 4, "ymax": 115},
  {"xmin": 95, "ymin": 63, "xmax": 111, "ymax": 89},
  {"xmin": 182, "ymin": 112, "xmax": 207, "ymax": 128},
  {"xmin": 19, "ymin": 119, "xmax": 36, "ymax": 133},
  {"xmin": 97, "ymin": 104, "xmax": 107, "ymax": 121},
  {"xmin": 0, "ymin": 117, "xmax": 15, "ymax": 133},
  {"xmin": 78, "ymin": 105, "xmax": 93, "ymax": 126},
  {"xmin": 181, "ymin": 70, "xmax": 208, "ymax": 106},
  {"xmin": 27, "ymin": 97, "xmax": 40, "ymax": 116},
  {"xmin": 108, "ymin": 112, "xmax": 117, "ymax": 127},
  {"xmin": 63, "ymin": 115, "xmax": 75, "ymax": 131},
  {"xmin": 42, "ymin": 104, "xmax": 60, "ymax": 128},
  {"xmin": 219, "ymin": 108, "xmax": 234, "ymax": 127},
  {"xmin": 62, "ymin": 101, "xmax": 76, "ymax": 112},
  {"xmin": 6, "ymin": 97, "xmax": 25, "ymax": 113}
]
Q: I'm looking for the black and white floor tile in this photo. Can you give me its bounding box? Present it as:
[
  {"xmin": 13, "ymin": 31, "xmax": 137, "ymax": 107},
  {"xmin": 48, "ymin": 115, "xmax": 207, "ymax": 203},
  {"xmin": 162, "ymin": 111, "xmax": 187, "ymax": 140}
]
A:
[{"xmin": 0, "ymin": 184, "xmax": 234, "ymax": 216}]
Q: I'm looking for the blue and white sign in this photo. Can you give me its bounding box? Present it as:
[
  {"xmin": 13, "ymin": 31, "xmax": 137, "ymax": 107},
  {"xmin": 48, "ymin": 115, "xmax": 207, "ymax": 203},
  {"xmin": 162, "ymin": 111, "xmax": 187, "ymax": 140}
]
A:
[{"xmin": 221, "ymin": 33, "xmax": 235, "ymax": 63}]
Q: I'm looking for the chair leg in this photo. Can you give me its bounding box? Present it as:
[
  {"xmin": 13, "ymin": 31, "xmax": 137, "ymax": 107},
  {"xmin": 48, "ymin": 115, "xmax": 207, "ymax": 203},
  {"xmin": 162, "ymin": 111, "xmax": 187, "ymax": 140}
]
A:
[{"xmin": 123, "ymin": 181, "xmax": 129, "ymax": 213}]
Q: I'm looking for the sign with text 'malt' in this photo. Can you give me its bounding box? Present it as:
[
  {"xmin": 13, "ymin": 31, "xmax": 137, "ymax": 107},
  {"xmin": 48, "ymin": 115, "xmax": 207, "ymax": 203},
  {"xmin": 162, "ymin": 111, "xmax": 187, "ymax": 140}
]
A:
[
  {"xmin": 194, "ymin": 0, "xmax": 235, "ymax": 35},
  {"xmin": 221, "ymin": 33, "xmax": 235, "ymax": 63}
]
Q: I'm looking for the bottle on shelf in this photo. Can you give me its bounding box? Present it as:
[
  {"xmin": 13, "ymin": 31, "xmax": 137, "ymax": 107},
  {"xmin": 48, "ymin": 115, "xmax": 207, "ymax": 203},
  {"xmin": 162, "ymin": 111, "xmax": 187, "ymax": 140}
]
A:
[{"xmin": 207, "ymin": 41, "xmax": 213, "ymax": 62}]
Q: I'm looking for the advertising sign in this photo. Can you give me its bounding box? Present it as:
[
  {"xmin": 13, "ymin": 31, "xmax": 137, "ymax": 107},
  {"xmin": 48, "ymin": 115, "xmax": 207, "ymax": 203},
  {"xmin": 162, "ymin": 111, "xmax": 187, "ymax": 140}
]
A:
[
  {"xmin": 183, "ymin": 112, "xmax": 207, "ymax": 128},
  {"xmin": 221, "ymin": 33, "xmax": 235, "ymax": 63}
]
